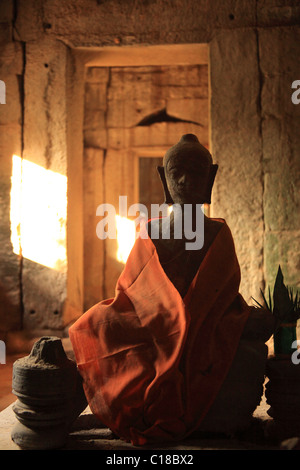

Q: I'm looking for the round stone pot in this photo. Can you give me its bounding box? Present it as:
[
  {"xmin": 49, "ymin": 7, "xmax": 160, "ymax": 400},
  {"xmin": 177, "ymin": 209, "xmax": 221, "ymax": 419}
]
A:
[
  {"xmin": 265, "ymin": 356, "xmax": 300, "ymax": 441},
  {"xmin": 11, "ymin": 336, "xmax": 79, "ymax": 450}
]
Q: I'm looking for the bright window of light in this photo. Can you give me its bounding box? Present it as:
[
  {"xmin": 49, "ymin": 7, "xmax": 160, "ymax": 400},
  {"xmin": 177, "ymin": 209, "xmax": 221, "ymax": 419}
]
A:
[{"xmin": 10, "ymin": 155, "xmax": 67, "ymax": 271}]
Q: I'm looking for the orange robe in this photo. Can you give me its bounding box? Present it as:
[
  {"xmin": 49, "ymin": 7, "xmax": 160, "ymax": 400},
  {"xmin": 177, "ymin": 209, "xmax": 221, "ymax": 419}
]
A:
[{"xmin": 69, "ymin": 219, "xmax": 251, "ymax": 446}]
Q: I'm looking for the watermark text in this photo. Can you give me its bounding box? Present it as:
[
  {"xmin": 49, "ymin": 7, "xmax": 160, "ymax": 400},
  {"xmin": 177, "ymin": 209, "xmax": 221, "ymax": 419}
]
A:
[
  {"xmin": 291, "ymin": 340, "xmax": 300, "ymax": 365},
  {"xmin": 0, "ymin": 340, "xmax": 6, "ymax": 364},
  {"xmin": 291, "ymin": 80, "xmax": 300, "ymax": 105},
  {"xmin": 96, "ymin": 196, "xmax": 204, "ymax": 250},
  {"xmin": 0, "ymin": 80, "xmax": 5, "ymax": 104}
]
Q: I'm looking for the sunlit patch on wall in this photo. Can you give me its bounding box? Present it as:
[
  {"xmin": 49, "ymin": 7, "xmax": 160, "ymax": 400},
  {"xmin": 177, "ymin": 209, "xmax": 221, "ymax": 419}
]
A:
[
  {"xmin": 115, "ymin": 215, "xmax": 136, "ymax": 264},
  {"xmin": 10, "ymin": 155, "xmax": 67, "ymax": 271}
]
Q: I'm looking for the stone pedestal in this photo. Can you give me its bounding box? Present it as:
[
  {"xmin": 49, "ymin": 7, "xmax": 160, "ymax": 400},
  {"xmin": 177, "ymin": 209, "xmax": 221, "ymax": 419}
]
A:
[
  {"xmin": 265, "ymin": 356, "xmax": 300, "ymax": 441},
  {"xmin": 11, "ymin": 336, "xmax": 84, "ymax": 449}
]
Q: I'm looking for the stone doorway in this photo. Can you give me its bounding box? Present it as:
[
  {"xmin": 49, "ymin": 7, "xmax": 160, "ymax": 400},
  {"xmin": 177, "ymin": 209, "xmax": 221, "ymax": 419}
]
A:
[{"xmin": 82, "ymin": 59, "xmax": 210, "ymax": 310}]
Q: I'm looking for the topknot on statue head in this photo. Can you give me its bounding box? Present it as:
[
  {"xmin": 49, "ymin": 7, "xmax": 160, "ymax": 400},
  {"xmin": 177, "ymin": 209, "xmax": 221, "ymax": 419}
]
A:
[{"xmin": 163, "ymin": 134, "xmax": 213, "ymax": 168}]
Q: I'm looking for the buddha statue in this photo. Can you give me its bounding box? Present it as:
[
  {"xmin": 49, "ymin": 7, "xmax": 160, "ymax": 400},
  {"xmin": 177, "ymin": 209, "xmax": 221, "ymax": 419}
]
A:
[
  {"xmin": 69, "ymin": 134, "xmax": 275, "ymax": 445},
  {"xmin": 149, "ymin": 134, "xmax": 275, "ymax": 434}
]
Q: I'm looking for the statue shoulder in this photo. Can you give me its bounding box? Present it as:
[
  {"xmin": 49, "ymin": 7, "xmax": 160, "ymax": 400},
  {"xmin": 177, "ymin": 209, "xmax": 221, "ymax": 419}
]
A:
[{"xmin": 204, "ymin": 216, "xmax": 224, "ymax": 239}]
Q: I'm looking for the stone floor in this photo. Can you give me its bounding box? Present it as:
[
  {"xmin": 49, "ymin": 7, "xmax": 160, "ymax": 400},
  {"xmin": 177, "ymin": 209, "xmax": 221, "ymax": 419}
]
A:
[
  {"xmin": 0, "ymin": 337, "xmax": 299, "ymax": 451},
  {"xmin": 0, "ymin": 400, "xmax": 280, "ymax": 451},
  {"xmin": 0, "ymin": 369, "xmax": 292, "ymax": 451}
]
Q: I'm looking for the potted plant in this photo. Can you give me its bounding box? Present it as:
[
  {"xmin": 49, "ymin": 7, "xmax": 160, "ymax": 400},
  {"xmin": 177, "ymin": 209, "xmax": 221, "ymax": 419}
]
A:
[
  {"xmin": 252, "ymin": 266, "xmax": 300, "ymax": 441},
  {"xmin": 252, "ymin": 265, "xmax": 300, "ymax": 357}
]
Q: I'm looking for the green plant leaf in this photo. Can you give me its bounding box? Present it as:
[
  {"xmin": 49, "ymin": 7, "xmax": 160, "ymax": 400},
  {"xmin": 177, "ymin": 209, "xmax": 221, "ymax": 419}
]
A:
[
  {"xmin": 251, "ymin": 296, "xmax": 265, "ymax": 309},
  {"xmin": 252, "ymin": 265, "xmax": 300, "ymax": 325}
]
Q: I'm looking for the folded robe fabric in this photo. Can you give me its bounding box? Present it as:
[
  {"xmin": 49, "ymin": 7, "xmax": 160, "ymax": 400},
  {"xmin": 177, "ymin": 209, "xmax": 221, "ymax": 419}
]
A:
[{"xmin": 69, "ymin": 219, "xmax": 251, "ymax": 446}]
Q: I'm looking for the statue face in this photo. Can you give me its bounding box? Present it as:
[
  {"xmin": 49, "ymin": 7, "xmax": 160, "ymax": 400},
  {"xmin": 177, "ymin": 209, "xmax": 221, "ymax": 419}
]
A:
[{"xmin": 165, "ymin": 154, "xmax": 210, "ymax": 204}]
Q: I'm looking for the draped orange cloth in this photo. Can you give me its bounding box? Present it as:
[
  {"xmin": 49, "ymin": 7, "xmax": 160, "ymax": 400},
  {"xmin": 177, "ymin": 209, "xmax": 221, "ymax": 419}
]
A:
[{"xmin": 69, "ymin": 219, "xmax": 251, "ymax": 446}]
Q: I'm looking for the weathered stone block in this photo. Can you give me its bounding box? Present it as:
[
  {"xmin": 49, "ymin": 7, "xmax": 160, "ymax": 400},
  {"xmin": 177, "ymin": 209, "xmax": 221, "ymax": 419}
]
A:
[
  {"xmin": 264, "ymin": 230, "xmax": 300, "ymax": 291},
  {"xmin": 19, "ymin": 38, "xmax": 69, "ymax": 330},
  {"xmin": 109, "ymin": 65, "xmax": 208, "ymax": 89},
  {"xmin": 0, "ymin": 23, "xmax": 12, "ymax": 44},
  {"xmin": 85, "ymin": 67, "xmax": 109, "ymax": 84},
  {"xmin": 163, "ymin": 85, "xmax": 208, "ymax": 100},
  {"xmin": 24, "ymin": 38, "xmax": 68, "ymax": 174},
  {"xmin": 83, "ymin": 148, "xmax": 105, "ymax": 309},
  {"xmin": 152, "ymin": 65, "xmax": 208, "ymax": 87},
  {"xmin": 109, "ymin": 67, "xmax": 153, "ymax": 88},
  {"xmin": 108, "ymin": 75, "xmax": 159, "ymax": 103},
  {"xmin": 84, "ymin": 108, "xmax": 106, "ymax": 131},
  {"xmin": 107, "ymin": 98, "xmax": 166, "ymax": 129},
  {"xmin": 257, "ymin": 2, "xmax": 300, "ymax": 27},
  {"xmin": 0, "ymin": 41, "xmax": 23, "ymax": 75},
  {"xmin": 210, "ymin": 29, "xmax": 264, "ymax": 300},
  {"xmin": 14, "ymin": 0, "xmax": 44, "ymax": 42},
  {"xmin": 107, "ymin": 122, "xmax": 208, "ymax": 150},
  {"xmin": 13, "ymin": 0, "xmax": 258, "ymax": 47},
  {"xmin": 22, "ymin": 260, "xmax": 66, "ymax": 331},
  {"xmin": 259, "ymin": 26, "xmax": 300, "ymax": 298},
  {"xmin": 264, "ymin": 152, "xmax": 300, "ymax": 233},
  {"xmin": 166, "ymin": 98, "xmax": 209, "ymax": 127},
  {"xmin": 0, "ymin": 0, "xmax": 13, "ymax": 23},
  {"xmin": 84, "ymin": 82, "xmax": 107, "ymax": 111},
  {"xmin": 260, "ymin": 27, "xmax": 300, "ymax": 118},
  {"xmin": 104, "ymin": 148, "xmax": 135, "ymax": 207},
  {"xmin": 0, "ymin": 124, "xmax": 22, "ymax": 174},
  {"xmin": 259, "ymin": 26, "xmax": 300, "ymax": 241},
  {"xmin": 106, "ymin": 64, "xmax": 209, "ymax": 130},
  {"xmin": 108, "ymin": 65, "xmax": 208, "ymax": 102},
  {"xmin": 0, "ymin": 46, "xmax": 22, "ymax": 334},
  {"xmin": 0, "ymin": 177, "xmax": 21, "ymax": 332},
  {"xmin": 84, "ymin": 128, "xmax": 107, "ymax": 149}
]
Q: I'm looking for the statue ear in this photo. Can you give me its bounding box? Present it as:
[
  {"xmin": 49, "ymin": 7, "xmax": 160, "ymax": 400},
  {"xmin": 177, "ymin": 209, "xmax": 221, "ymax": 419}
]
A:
[
  {"xmin": 204, "ymin": 164, "xmax": 218, "ymax": 204},
  {"xmin": 157, "ymin": 166, "xmax": 174, "ymax": 205}
]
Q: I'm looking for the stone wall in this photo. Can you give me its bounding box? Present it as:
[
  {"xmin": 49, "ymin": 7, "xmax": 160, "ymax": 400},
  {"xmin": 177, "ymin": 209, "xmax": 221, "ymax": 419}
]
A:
[
  {"xmin": 260, "ymin": 26, "xmax": 300, "ymax": 291},
  {"xmin": 0, "ymin": 0, "xmax": 299, "ymax": 338},
  {"xmin": 210, "ymin": 29, "xmax": 265, "ymax": 300},
  {"xmin": 0, "ymin": 41, "xmax": 23, "ymax": 333},
  {"xmin": 211, "ymin": 24, "xmax": 300, "ymax": 300}
]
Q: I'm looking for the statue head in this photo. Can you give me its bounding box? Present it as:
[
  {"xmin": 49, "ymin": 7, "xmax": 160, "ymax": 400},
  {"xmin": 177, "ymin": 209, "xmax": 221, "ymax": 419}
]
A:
[{"xmin": 157, "ymin": 134, "xmax": 218, "ymax": 205}]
